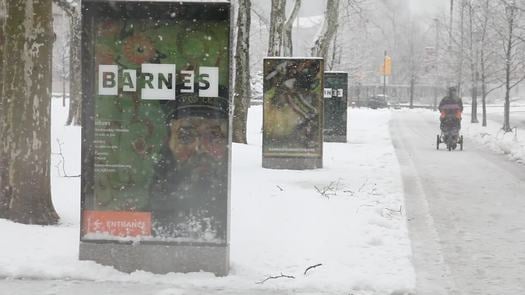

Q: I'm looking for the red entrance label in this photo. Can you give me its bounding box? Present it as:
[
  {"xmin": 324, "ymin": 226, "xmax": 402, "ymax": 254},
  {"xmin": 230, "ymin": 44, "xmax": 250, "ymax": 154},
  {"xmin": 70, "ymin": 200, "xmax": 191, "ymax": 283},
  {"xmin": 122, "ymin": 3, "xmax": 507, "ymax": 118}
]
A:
[{"xmin": 83, "ymin": 211, "xmax": 152, "ymax": 237}]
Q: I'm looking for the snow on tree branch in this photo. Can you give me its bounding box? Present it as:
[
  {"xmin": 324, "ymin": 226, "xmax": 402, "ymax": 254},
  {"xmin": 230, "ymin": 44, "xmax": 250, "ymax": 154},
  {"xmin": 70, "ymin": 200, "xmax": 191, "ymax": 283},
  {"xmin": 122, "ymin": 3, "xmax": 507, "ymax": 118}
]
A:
[{"xmin": 53, "ymin": 0, "xmax": 78, "ymax": 16}]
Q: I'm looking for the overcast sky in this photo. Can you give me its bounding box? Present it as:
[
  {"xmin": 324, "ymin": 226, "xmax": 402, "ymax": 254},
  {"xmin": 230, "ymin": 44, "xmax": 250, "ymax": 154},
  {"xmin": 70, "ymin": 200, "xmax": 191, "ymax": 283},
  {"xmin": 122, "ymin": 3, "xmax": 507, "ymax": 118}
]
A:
[
  {"xmin": 254, "ymin": 0, "xmax": 449, "ymax": 20},
  {"xmin": 408, "ymin": 0, "xmax": 448, "ymax": 17},
  {"xmin": 297, "ymin": 0, "xmax": 448, "ymax": 18}
]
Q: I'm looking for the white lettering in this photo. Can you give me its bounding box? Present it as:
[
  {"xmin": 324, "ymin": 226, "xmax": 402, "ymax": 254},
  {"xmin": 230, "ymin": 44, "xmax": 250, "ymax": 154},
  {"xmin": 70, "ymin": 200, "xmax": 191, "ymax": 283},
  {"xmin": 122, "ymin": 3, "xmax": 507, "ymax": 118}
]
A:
[
  {"xmin": 99, "ymin": 65, "xmax": 118, "ymax": 96},
  {"xmin": 141, "ymin": 64, "xmax": 176, "ymax": 100},
  {"xmin": 199, "ymin": 66, "xmax": 219, "ymax": 97},
  {"xmin": 122, "ymin": 69, "xmax": 137, "ymax": 92},
  {"xmin": 180, "ymin": 70, "xmax": 195, "ymax": 93},
  {"xmin": 324, "ymin": 88, "xmax": 332, "ymax": 98},
  {"xmin": 96, "ymin": 64, "xmax": 220, "ymax": 99}
]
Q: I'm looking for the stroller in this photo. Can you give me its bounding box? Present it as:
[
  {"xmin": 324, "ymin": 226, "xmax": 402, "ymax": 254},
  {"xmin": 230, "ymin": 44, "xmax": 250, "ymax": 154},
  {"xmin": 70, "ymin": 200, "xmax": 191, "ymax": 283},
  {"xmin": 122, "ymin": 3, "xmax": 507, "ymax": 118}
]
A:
[{"xmin": 436, "ymin": 105, "xmax": 464, "ymax": 151}]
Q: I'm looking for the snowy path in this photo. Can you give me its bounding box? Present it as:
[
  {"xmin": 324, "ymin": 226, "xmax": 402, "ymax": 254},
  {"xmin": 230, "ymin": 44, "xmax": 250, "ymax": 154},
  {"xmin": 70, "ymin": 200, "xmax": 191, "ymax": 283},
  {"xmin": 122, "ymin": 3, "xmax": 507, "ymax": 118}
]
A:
[{"xmin": 390, "ymin": 110, "xmax": 525, "ymax": 295}]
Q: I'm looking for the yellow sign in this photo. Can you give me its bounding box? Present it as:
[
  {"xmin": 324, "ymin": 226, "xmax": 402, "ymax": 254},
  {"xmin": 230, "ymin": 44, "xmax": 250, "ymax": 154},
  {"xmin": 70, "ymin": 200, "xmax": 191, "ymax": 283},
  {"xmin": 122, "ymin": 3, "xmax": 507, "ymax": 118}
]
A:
[{"xmin": 380, "ymin": 56, "xmax": 392, "ymax": 76}]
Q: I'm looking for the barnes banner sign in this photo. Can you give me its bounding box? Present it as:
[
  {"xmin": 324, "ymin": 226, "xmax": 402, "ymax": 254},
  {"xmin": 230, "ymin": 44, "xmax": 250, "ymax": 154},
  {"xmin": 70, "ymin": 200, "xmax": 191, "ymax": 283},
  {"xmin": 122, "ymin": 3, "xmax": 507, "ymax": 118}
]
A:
[
  {"xmin": 262, "ymin": 58, "xmax": 323, "ymax": 169},
  {"xmin": 324, "ymin": 71, "xmax": 348, "ymax": 142},
  {"xmin": 81, "ymin": 0, "xmax": 231, "ymax": 253}
]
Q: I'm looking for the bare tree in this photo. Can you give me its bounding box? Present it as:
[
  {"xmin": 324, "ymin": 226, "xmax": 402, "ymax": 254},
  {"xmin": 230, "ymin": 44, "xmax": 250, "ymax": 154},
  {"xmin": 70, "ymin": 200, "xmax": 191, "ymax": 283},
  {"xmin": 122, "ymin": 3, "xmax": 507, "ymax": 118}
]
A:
[
  {"xmin": 53, "ymin": 0, "xmax": 81, "ymax": 126},
  {"xmin": 54, "ymin": 11, "xmax": 70, "ymax": 106},
  {"xmin": 311, "ymin": 0, "xmax": 341, "ymax": 59},
  {"xmin": 494, "ymin": 0, "xmax": 525, "ymax": 132},
  {"xmin": 476, "ymin": 0, "xmax": 504, "ymax": 127},
  {"xmin": 0, "ymin": 0, "xmax": 6, "ymax": 216},
  {"xmin": 268, "ymin": 0, "xmax": 286, "ymax": 56},
  {"xmin": 457, "ymin": 0, "xmax": 466, "ymax": 94},
  {"xmin": 466, "ymin": 0, "xmax": 479, "ymax": 123},
  {"xmin": 282, "ymin": 0, "xmax": 301, "ymax": 57},
  {"xmin": 233, "ymin": 0, "xmax": 252, "ymax": 143},
  {"xmin": 0, "ymin": 0, "xmax": 59, "ymax": 224},
  {"xmin": 328, "ymin": 0, "xmax": 367, "ymax": 71},
  {"xmin": 0, "ymin": 0, "xmax": 4, "ymax": 100}
]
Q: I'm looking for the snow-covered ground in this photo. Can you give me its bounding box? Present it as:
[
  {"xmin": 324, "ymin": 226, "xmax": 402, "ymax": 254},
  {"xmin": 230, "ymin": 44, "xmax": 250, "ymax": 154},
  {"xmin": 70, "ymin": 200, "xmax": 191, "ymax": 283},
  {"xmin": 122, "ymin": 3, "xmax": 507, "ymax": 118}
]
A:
[
  {"xmin": 463, "ymin": 106, "xmax": 525, "ymax": 164},
  {"xmin": 0, "ymin": 100, "xmax": 415, "ymax": 294}
]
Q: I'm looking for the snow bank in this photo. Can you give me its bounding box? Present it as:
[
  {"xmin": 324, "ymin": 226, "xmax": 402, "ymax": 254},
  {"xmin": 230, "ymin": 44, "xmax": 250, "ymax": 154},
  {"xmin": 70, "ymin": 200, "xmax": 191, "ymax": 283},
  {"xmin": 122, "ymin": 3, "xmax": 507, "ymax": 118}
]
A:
[{"xmin": 463, "ymin": 106, "xmax": 525, "ymax": 164}]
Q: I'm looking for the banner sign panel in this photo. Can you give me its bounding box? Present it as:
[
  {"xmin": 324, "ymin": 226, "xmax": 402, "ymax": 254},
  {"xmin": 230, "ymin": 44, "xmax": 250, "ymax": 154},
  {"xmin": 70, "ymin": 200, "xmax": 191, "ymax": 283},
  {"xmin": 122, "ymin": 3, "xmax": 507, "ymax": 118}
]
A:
[
  {"xmin": 324, "ymin": 72, "xmax": 348, "ymax": 142},
  {"xmin": 262, "ymin": 58, "xmax": 323, "ymax": 169},
  {"xmin": 81, "ymin": 1, "xmax": 230, "ymax": 246}
]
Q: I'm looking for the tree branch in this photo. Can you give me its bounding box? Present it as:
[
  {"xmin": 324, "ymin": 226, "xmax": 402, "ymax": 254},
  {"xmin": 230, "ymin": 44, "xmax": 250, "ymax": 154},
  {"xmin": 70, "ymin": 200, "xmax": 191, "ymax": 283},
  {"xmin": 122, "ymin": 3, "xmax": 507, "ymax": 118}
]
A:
[
  {"xmin": 304, "ymin": 263, "xmax": 323, "ymax": 275},
  {"xmin": 256, "ymin": 273, "xmax": 296, "ymax": 284}
]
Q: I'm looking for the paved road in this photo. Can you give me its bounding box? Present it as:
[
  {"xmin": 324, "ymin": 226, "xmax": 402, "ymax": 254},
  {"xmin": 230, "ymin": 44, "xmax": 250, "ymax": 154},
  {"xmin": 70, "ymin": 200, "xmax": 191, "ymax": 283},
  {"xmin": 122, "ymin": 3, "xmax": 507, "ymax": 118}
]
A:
[{"xmin": 390, "ymin": 110, "xmax": 525, "ymax": 295}]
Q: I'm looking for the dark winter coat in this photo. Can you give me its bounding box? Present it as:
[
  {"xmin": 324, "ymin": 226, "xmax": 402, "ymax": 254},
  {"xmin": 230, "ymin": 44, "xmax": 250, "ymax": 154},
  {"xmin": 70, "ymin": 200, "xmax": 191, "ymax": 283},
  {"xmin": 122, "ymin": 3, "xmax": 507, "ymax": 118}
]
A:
[{"xmin": 439, "ymin": 95, "xmax": 463, "ymax": 112}]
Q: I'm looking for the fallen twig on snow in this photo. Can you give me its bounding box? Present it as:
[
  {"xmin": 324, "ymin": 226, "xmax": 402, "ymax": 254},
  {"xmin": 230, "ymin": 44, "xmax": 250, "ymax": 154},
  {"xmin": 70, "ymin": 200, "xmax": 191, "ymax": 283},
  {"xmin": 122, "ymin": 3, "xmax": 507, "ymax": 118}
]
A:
[
  {"xmin": 276, "ymin": 185, "xmax": 284, "ymax": 191},
  {"xmin": 256, "ymin": 273, "xmax": 296, "ymax": 284},
  {"xmin": 343, "ymin": 189, "xmax": 355, "ymax": 196},
  {"xmin": 357, "ymin": 178, "xmax": 369, "ymax": 192},
  {"xmin": 383, "ymin": 205, "xmax": 403, "ymax": 217},
  {"xmin": 314, "ymin": 179, "xmax": 343, "ymax": 198},
  {"xmin": 304, "ymin": 263, "xmax": 323, "ymax": 275}
]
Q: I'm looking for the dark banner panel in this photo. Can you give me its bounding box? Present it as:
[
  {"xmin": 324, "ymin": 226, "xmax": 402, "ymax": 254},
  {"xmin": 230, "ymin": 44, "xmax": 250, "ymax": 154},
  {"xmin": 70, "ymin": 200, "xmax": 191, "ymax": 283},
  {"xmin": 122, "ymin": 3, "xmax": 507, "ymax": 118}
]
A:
[
  {"xmin": 262, "ymin": 58, "xmax": 323, "ymax": 169},
  {"xmin": 324, "ymin": 72, "xmax": 348, "ymax": 142},
  {"xmin": 81, "ymin": 1, "xmax": 230, "ymax": 246}
]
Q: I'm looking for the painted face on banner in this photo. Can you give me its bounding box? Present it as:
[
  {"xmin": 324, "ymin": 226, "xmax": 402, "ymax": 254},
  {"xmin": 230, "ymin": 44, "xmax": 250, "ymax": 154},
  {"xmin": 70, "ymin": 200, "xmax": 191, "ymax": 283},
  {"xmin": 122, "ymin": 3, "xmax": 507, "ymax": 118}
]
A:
[
  {"xmin": 148, "ymin": 115, "xmax": 228, "ymax": 240},
  {"xmin": 168, "ymin": 116, "xmax": 227, "ymax": 164}
]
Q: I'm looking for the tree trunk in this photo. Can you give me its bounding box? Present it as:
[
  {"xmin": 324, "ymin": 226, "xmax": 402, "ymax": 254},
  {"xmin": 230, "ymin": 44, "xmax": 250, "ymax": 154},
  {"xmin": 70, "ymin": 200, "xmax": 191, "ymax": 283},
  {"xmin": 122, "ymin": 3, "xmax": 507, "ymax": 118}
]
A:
[
  {"xmin": 449, "ymin": 0, "xmax": 454, "ymax": 45},
  {"xmin": 66, "ymin": 9, "xmax": 81, "ymax": 126},
  {"xmin": 479, "ymin": 0, "xmax": 490, "ymax": 127},
  {"xmin": 457, "ymin": 0, "xmax": 465, "ymax": 94},
  {"xmin": 232, "ymin": 0, "xmax": 251, "ymax": 144},
  {"xmin": 0, "ymin": 0, "xmax": 59, "ymax": 224},
  {"xmin": 268, "ymin": 0, "xmax": 286, "ymax": 56},
  {"xmin": 329, "ymin": 33, "xmax": 338, "ymax": 70},
  {"xmin": 52, "ymin": 0, "xmax": 81, "ymax": 126},
  {"xmin": 282, "ymin": 0, "xmax": 301, "ymax": 57},
  {"xmin": 311, "ymin": 0, "xmax": 340, "ymax": 59},
  {"xmin": 480, "ymin": 42, "xmax": 487, "ymax": 127},
  {"xmin": 0, "ymin": 0, "xmax": 7, "ymax": 215},
  {"xmin": 409, "ymin": 75, "xmax": 415, "ymax": 109},
  {"xmin": 468, "ymin": 3, "xmax": 478, "ymax": 123},
  {"xmin": 481, "ymin": 71, "xmax": 487, "ymax": 127},
  {"xmin": 503, "ymin": 5, "xmax": 514, "ymax": 133}
]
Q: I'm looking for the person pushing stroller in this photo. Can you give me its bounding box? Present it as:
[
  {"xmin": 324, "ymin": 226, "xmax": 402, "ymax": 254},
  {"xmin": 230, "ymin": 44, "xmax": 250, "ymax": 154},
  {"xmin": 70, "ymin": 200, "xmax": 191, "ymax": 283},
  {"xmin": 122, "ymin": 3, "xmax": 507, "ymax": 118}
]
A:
[
  {"xmin": 436, "ymin": 86, "xmax": 464, "ymax": 151},
  {"xmin": 439, "ymin": 86, "xmax": 463, "ymax": 131}
]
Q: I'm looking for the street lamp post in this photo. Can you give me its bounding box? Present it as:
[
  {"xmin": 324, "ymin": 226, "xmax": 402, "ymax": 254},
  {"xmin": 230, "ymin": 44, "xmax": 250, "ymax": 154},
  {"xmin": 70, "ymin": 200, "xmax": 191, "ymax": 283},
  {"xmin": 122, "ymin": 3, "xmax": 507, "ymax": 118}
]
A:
[{"xmin": 383, "ymin": 50, "xmax": 387, "ymax": 97}]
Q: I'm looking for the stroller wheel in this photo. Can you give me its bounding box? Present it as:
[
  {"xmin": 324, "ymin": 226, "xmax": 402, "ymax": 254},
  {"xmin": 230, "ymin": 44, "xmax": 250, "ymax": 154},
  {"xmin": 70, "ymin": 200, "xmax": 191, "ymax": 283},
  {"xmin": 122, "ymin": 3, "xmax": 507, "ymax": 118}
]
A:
[
  {"xmin": 436, "ymin": 135, "xmax": 440, "ymax": 150},
  {"xmin": 460, "ymin": 135, "xmax": 464, "ymax": 151}
]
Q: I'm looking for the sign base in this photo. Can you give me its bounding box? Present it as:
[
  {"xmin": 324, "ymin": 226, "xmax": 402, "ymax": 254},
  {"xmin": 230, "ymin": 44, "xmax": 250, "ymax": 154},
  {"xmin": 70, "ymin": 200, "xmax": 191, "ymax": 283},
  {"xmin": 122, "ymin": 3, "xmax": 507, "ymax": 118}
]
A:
[
  {"xmin": 324, "ymin": 135, "xmax": 347, "ymax": 143},
  {"xmin": 262, "ymin": 157, "xmax": 322, "ymax": 170},
  {"xmin": 79, "ymin": 242, "xmax": 229, "ymax": 276}
]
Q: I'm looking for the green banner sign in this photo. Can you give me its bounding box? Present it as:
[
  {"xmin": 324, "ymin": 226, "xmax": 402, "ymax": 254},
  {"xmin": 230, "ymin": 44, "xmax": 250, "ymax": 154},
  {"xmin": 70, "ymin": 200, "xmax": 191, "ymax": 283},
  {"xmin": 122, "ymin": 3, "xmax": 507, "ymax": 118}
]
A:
[
  {"xmin": 262, "ymin": 58, "xmax": 324, "ymax": 169},
  {"xmin": 81, "ymin": 1, "xmax": 230, "ymax": 246},
  {"xmin": 324, "ymin": 72, "xmax": 348, "ymax": 142}
]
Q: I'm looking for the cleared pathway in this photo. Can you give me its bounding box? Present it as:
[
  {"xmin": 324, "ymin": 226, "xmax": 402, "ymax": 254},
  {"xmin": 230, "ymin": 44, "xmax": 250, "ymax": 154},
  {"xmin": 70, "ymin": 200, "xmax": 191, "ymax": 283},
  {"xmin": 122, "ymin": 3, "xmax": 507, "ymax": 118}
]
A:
[{"xmin": 391, "ymin": 110, "xmax": 525, "ymax": 295}]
